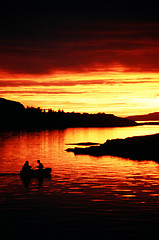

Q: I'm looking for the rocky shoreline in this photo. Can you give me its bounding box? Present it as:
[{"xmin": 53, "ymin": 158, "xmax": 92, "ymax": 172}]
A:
[{"xmin": 66, "ymin": 133, "xmax": 159, "ymax": 162}]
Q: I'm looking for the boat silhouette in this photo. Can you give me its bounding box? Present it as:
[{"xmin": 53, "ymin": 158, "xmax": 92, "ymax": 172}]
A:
[{"xmin": 20, "ymin": 168, "xmax": 52, "ymax": 179}]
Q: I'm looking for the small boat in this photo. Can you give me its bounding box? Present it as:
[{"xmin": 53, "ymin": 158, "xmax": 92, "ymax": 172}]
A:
[{"xmin": 20, "ymin": 168, "xmax": 52, "ymax": 179}]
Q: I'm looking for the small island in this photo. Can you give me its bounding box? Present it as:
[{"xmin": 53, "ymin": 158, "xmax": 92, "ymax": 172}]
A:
[{"xmin": 66, "ymin": 133, "xmax": 159, "ymax": 162}]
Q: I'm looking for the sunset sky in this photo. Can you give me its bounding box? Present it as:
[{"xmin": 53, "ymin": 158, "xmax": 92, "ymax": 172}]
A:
[{"xmin": 1, "ymin": 1, "xmax": 159, "ymax": 116}]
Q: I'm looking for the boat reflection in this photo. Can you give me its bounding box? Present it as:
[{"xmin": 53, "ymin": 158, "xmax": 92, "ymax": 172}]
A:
[{"xmin": 20, "ymin": 171, "xmax": 52, "ymax": 188}]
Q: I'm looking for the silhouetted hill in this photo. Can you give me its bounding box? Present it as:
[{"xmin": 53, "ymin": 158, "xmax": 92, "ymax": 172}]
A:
[
  {"xmin": 0, "ymin": 98, "xmax": 25, "ymax": 111},
  {"xmin": 126, "ymin": 112, "xmax": 159, "ymax": 121},
  {"xmin": 66, "ymin": 133, "xmax": 159, "ymax": 162},
  {"xmin": 0, "ymin": 98, "xmax": 25, "ymax": 129},
  {"xmin": 0, "ymin": 98, "xmax": 137, "ymax": 130}
]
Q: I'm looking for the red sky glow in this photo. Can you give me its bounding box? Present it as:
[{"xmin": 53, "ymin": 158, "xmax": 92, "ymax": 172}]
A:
[{"xmin": 1, "ymin": 2, "xmax": 159, "ymax": 116}]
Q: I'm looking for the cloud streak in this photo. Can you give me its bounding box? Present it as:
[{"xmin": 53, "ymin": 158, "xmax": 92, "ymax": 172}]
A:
[
  {"xmin": 0, "ymin": 75, "xmax": 137, "ymax": 93},
  {"xmin": 0, "ymin": 77, "xmax": 155, "ymax": 88},
  {"xmin": 0, "ymin": 90, "xmax": 86, "ymax": 95},
  {"xmin": 0, "ymin": 79, "xmax": 105, "ymax": 87}
]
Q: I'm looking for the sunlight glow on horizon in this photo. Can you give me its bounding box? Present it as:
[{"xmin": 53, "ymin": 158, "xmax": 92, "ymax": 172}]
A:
[{"xmin": 1, "ymin": 65, "xmax": 159, "ymax": 117}]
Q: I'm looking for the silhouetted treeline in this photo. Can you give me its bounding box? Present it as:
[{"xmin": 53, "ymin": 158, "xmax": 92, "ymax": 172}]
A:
[{"xmin": 0, "ymin": 98, "xmax": 137, "ymax": 130}]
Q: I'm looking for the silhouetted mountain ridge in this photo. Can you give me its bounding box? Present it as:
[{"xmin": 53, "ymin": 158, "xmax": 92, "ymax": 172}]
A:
[
  {"xmin": 0, "ymin": 98, "xmax": 137, "ymax": 130},
  {"xmin": 126, "ymin": 112, "xmax": 159, "ymax": 121}
]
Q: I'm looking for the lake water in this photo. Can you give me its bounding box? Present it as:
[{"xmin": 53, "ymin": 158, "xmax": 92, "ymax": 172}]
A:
[{"xmin": 0, "ymin": 125, "xmax": 159, "ymax": 239}]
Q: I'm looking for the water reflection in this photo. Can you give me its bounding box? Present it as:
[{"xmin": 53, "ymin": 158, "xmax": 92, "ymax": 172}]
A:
[{"xmin": 0, "ymin": 127, "xmax": 159, "ymax": 219}]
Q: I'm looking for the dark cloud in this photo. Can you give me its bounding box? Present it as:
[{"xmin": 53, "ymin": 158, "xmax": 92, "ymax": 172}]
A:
[
  {"xmin": 1, "ymin": 1, "xmax": 159, "ymax": 43},
  {"xmin": 0, "ymin": 1, "xmax": 159, "ymax": 74}
]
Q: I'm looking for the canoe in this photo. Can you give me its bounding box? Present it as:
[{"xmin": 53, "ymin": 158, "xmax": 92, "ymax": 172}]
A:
[{"xmin": 20, "ymin": 168, "xmax": 52, "ymax": 179}]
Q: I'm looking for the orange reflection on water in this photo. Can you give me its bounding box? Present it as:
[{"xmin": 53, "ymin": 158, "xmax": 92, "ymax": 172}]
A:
[
  {"xmin": 65, "ymin": 125, "xmax": 159, "ymax": 145},
  {"xmin": 0, "ymin": 127, "xmax": 159, "ymax": 207},
  {"xmin": 60, "ymin": 151, "xmax": 159, "ymax": 205}
]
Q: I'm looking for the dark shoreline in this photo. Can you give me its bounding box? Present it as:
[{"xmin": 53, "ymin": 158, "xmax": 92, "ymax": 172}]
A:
[
  {"xmin": 0, "ymin": 98, "xmax": 138, "ymax": 130},
  {"xmin": 66, "ymin": 133, "xmax": 159, "ymax": 162}
]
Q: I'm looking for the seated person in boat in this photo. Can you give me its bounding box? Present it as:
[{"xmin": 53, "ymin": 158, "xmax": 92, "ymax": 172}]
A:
[
  {"xmin": 37, "ymin": 160, "xmax": 44, "ymax": 171},
  {"xmin": 22, "ymin": 161, "xmax": 32, "ymax": 172}
]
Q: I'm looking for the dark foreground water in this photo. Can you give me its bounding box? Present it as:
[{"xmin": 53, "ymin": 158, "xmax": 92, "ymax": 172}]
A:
[{"xmin": 0, "ymin": 126, "xmax": 159, "ymax": 239}]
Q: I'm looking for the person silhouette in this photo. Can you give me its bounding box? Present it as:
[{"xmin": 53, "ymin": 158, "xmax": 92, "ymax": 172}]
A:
[
  {"xmin": 37, "ymin": 160, "xmax": 44, "ymax": 171},
  {"xmin": 22, "ymin": 161, "xmax": 31, "ymax": 172}
]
